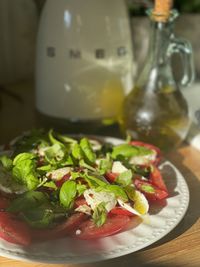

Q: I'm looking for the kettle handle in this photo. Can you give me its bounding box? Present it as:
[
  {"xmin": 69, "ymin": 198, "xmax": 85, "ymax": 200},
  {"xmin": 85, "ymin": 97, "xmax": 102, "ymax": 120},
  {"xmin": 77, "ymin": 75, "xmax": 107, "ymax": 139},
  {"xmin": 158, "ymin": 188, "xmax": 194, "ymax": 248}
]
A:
[{"xmin": 168, "ymin": 37, "xmax": 195, "ymax": 87}]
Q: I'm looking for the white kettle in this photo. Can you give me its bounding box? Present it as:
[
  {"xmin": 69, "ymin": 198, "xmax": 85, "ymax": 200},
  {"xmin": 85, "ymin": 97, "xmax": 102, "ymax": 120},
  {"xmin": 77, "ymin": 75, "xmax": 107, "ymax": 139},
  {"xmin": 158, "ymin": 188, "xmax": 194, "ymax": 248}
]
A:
[{"xmin": 36, "ymin": 0, "xmax": 135, "ymax": 132}]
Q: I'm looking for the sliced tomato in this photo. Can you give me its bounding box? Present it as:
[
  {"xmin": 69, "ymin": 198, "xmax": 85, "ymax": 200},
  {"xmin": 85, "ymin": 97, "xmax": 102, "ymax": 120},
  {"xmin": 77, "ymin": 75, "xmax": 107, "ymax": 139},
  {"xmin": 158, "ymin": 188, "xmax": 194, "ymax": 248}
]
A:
[
  {"xmin": 0, "ymin": 212, "xmax": 31, "ymax": 246},
  {"xmin": 109, "ymin": 207, "xmax": 135, "ymax": 217},
  {"xmin": 74, "ymin": 196, "xmax": 87, "ymax": 208},
  {"xmin": 105, "ymin": 172, "xmax": 119, "ymax": 183},
  {"xmin": 74, "ymin": 214, "xmax": 130, "ymax": 240},
  {"xmin": 134, "ymin": 179, "xmax": 168, "ymax": 201},
  {"xmin": 55, "ymin": 173, "xmax": 71, "ymax": 187},
  {"xmin": 149, "ymin": 166, "xmax": 168, "ymax": 192},
  {"xmin": 130, "ymin": 141, "xmax": 161, "ymax": 165},
  {"xmin": 0, "ymin": 195, "xmax": 10, "ymax": 210},
  {"xmin": 32, "ymin": 212, "xmax": 87, "ymax": 241}
]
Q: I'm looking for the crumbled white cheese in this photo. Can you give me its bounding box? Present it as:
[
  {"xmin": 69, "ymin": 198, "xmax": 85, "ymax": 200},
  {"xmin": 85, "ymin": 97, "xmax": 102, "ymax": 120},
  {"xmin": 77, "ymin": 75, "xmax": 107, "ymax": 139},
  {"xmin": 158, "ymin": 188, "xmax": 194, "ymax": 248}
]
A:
[
  {"xmin": 84, "ymin": 189, "xmax": 117, "ymax": 212},
  {"xmin": 75, "ymin": 204, "xmax": 92, "ymax": 215},
  {"xmin": 129, "ymin": 152, "xmax": 156, "ymax": 165},
  {"xmin": 112, "ymin": 161, "xmax": 128, "ymax": 174},
  {"xmin": 46, "ymin": 167, "xmax": 71, "ymax": 180}
]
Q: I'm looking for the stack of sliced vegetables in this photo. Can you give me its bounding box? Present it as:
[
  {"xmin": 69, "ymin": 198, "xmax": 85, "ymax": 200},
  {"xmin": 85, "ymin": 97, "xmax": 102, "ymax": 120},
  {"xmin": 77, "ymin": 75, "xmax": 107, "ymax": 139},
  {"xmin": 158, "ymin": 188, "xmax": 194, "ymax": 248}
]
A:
[{"xmin": 0, "ymin": 130, "xmax": 168, "ymax": 245}]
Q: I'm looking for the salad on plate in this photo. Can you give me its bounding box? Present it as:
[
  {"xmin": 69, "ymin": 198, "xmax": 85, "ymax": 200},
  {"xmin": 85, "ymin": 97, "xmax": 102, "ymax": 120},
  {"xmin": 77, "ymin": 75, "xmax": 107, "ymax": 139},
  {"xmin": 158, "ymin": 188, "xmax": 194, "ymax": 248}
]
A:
[{"xmin": 0, "ymin": 130, "xmax": 169, "ymax": 246}]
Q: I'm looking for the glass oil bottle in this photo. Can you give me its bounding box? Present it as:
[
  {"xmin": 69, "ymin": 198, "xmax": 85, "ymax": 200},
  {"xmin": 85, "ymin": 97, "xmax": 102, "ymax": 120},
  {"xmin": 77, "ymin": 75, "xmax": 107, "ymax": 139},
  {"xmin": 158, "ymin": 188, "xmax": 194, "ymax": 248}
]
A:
[{"xmin": 120, "ymin": 0, "xmax": 194, "ymax": 151}]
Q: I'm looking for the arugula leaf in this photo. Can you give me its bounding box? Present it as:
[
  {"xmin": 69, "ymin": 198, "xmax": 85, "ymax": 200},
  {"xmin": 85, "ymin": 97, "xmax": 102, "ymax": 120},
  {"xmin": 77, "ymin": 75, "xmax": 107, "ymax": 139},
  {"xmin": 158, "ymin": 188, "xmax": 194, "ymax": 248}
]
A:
[
  {"xmin": 116, "ymin": 170, "xmax": 133, "ymax": 187},
  {"xmin": 0, "ymin": 155, "xmax": 13, "ymax": 171},
  {"xmin": 7, "ymin": 191, "xmax": 49, "ymax": 213},
  {"xmin": 111, "ymin": 144, "xmax": 151, "ymax": 160},
  {"xmin": 59, "ymin": 180, "xmax": 77, "ymax": 209},
  {"xmin": 12, "ymin": 153, "xmax": 39, "ymax": 190},
  {"xmin": 92, "ymin": 202, "xmax": 107, "ymax": 227},
  {"xmin": 80, "ymin": 138, "xmax": 96, "ymax": 164}
]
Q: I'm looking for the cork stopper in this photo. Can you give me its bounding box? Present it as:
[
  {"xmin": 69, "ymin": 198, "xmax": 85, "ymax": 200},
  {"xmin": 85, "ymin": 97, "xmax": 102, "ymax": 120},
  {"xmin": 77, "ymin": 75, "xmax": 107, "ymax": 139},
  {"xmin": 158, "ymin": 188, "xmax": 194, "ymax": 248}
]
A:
[{"xmin": 152, "ymin": 0, "xmax": 173, "ymax": 22}]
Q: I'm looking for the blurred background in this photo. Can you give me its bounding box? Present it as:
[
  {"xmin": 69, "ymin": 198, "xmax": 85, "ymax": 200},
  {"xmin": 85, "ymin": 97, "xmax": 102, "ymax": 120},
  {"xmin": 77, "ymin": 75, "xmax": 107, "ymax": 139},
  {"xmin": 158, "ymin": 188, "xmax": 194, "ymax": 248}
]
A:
[
  {"xmin": 0, "ymin": 0, "xmax": 200, "ymax": 86},
  {"xmin": 0, "ymin": 0, "xmax": 200, "ymax": 144}
]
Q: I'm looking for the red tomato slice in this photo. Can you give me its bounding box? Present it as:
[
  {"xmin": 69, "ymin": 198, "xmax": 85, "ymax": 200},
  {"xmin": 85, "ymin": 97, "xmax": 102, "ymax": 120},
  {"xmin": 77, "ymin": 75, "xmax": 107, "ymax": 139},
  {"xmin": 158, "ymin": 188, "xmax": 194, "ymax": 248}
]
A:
[
  {"xmin": 0, "ymin": 212, "xmax": 31, "ymax": 246},
  {"xmin": 109, "ymin": 207, "xmax": 135, "ymax": 217},
  {"xmin": 74, "ymin": 196, "xmax": 87, "ymax": 208},
  {"xmin": 130, "ymin": 141, "xmax": 161, "ymax": 165},
  {"xmin": 105, "ymin": 172, "xmax": 119, "ymax": 183},
  {"xmin": 149, "ymin": 166, "xmax": 168, "ymax": 192},
  {"xmin": 134, "ymin": 179, "xmax": 168, "ymax": 201},
  {"xmin": 74, "ymin": 214, "xmax": 130, "ymax": 240},
  {"xmin": 32, "ymin": 212, "xmax": 87, "ymax": 241},
  {"xmin": 55, "ymin": 173, "xmax": 71, "ymax": 187}
]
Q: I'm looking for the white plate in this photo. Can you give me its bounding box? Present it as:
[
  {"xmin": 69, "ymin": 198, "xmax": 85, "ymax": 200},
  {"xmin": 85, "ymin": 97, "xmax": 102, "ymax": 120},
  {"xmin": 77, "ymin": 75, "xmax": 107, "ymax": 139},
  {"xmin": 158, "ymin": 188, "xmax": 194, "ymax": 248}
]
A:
[{"xmin": 0, "ymin": 137, "xmax": 190, "ymax": 264}]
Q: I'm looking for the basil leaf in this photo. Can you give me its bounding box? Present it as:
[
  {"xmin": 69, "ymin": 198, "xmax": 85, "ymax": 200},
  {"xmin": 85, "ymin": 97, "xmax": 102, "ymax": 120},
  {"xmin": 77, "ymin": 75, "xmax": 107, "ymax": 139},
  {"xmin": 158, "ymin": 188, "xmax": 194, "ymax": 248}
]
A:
[
  {"xmin": 116, "ymin": 170, "xmax": 133, "ymax": 187},
  {"xmin": 0, "ymin": 155, "xmax": 13, "ymax": 171},
  {"xmin": 76, "ymin": 183, "xmax": 87, "ymax": 196},
  {"xmin": 59, "ymin": 180, "xmax": 77, "ymax": 209},
  {"xmin": 42, "ymin": 181, "xmax": 57, "ymax": 190},
  {"xmin": 98, "ymin": 154, "xmax": 112, "ymax": 175},
  {"xmin": 82, "ymin": 173, "xmax": 107, "ymax": 188},
  {"xmin": 13, "ymin": 129, "xmax": 48, "ymax": 155},
  {"xmin": 57, "ymin": 134, "xmax": 77, "ymax": 145},
  {"xmin": 111, "ymin": 144, "xmax": 151, "ymax": 160},
  {"xmin": 7, "ymin": 191, "xmax": 49, "ymax": 213},
  {"xmin": 80, "ymin": 138, "xmax": 96, "ymax": 164},
  {"xmin": 44, "ymin": 143, "xmax": 65, "ymax": 164},
  {"xmin": 97, "ymin": 185, "xmax": 128, "ymax": 202},
  {"xmin": 21, "ymin": 205, "xmax": 54, "ymax": 228},
  {"xmin": 141, "ymin": 184, "xmax": 155, "ymax": 193},
  {"xmin": 92, "ymin": 202, "xmax": 107, "ymax": 227},
  {"xmin": 48, "ymin": 129, "xmax": 64, "ymax": 147},
  {"xmin": 37, "ymin": 164, "xmax": 55, "ymax": 172},
  {"xmin": 79, "ymin": 159, "xmax": 96, "ymax": 172},
  {"xmin": 12, "ymin": 153, "xmax": 39, "ymax": 190},
  {"xmin": 72, "ymin": 143, "xmax": 84, "ymax": 160}
]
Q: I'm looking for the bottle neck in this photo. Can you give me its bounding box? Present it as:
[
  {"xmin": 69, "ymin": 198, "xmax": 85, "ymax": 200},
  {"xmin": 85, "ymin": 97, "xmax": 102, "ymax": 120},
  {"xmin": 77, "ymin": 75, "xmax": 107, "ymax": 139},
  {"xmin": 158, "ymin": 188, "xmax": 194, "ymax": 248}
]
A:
[
  {"xmin": 148, "ymin": 20, "xmax": 172, "ymax": 66},
  {"xmin": 136, "ymin": 17, "xmax": 177, "ymax": 92}
]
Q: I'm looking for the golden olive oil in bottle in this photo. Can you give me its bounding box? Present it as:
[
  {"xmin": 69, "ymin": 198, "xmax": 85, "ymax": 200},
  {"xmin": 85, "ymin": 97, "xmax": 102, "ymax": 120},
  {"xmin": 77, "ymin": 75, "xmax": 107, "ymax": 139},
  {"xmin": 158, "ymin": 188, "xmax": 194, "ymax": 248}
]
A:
[{"xmin": 120, "ymin": 0, "xmax": 194, "ymax": 151}]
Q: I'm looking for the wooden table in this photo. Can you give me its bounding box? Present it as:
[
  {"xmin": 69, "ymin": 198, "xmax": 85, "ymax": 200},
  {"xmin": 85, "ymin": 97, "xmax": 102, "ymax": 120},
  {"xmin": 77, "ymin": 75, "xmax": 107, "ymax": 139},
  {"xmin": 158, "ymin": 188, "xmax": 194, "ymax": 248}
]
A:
[{"xmin": 0, "ymin": 81, "xmax": 200, "ymax": 267}]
